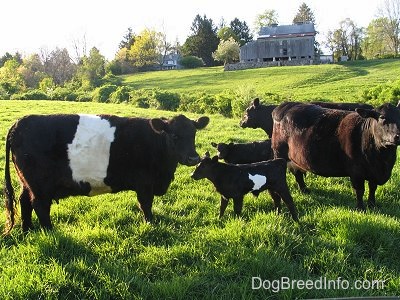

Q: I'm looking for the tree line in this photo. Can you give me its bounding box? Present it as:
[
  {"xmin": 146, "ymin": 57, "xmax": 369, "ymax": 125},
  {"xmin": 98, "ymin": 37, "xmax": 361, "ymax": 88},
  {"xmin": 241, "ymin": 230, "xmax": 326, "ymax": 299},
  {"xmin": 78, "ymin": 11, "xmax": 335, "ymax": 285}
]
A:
[{"xmin": 0, "ymin": 1, "xmax": 399, "ymax": 101}]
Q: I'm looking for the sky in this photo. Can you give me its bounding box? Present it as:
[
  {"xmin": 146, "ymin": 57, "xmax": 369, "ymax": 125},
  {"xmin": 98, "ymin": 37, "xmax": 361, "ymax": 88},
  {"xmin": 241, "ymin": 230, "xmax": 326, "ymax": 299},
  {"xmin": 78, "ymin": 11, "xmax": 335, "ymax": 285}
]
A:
[{"xmin": 0, "ymin": 0, "xmax": 384, "ymax": 60}]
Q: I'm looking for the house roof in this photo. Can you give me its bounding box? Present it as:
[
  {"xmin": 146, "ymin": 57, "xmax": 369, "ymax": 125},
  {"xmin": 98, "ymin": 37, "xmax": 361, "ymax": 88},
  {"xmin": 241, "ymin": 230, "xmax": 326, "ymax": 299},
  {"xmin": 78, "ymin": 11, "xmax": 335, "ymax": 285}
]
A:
[{"xmin": 258, "ymin": 23, "xmax": 316, "ymax": 39}]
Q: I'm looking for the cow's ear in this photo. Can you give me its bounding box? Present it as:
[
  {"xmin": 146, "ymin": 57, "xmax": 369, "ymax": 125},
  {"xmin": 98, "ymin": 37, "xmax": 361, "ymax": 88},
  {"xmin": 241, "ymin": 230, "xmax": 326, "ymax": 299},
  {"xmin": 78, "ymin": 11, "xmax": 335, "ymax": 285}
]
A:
[
  {"xmin": 356, "ymin": 108, "xmax": 380, "ymax": 120},
  {"xmin": 211, "ymin": 155, "xmax": 219, "ymax": 162},
  {"xmin": 397, "ymin": 100, "xmax": 400, "ymax": 108},
  {"xmin": 194, "ymin": 116, "xmax": 209, "ymax": 129},
  {"xmin": 150, "ymin": 118, "xmax": 168, "ymax": 133},
  {"xmin": 253, "ymin": 98, "xmax": 260, "ymax": 107},
  {"xmin": 204, "ymin": 151, "xmax": 210, "ymax": 158}
]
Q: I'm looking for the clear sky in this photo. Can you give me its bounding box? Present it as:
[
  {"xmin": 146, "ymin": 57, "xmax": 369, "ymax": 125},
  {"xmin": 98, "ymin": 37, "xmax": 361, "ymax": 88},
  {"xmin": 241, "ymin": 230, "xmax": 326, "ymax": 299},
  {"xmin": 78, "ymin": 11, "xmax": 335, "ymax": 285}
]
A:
[{"xmin": 0, "ymin": 0, "xmax": 384, "ymax": 60}]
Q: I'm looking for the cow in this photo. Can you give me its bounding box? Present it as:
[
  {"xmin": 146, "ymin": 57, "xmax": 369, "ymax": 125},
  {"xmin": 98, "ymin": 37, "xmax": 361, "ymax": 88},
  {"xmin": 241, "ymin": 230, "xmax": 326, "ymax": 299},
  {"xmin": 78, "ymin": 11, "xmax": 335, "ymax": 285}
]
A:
[
  {"xmin": 191, "ymin": 152, "xmax": 298, "ymax": 221},
  {"xmin": 240, "ymin": 98, "xmax": 374, "ymax": 137},
  {"xmin": 240, "ymin": 98, "xmax": 376, "ymax": 192},
  {"xmin": 240, "ymin": 98, "xmax": 276, "ymax": 137},
  {"xmin": 4, "ymin": 113, "xmax": 209, "ymax": 233},
  {"xmin": 210, "ymin": 140, "xmax": 272, "ymax": 164},
  {"xmin": 271, "ymin": 101, "xmax": 400, "ymax": 210}
]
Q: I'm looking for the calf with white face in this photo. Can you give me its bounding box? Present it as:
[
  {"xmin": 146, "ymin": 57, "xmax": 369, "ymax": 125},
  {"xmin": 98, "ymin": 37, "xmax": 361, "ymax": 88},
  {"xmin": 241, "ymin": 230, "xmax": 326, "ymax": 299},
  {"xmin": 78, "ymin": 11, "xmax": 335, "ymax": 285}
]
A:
[
  {"xmin": 191, "ymin": 153, "xmax": 298, "ymax": 221},
  {"xmin": 4, "ymin": 113, "xmax": 209, "ymax": 233}
]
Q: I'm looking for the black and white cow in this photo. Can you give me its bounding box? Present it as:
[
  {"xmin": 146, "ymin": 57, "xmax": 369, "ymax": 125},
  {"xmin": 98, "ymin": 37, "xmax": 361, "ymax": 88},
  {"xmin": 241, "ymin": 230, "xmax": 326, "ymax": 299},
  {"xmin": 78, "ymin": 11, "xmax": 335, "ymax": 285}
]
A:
[
  {"xmin": 191, "ymin": 152, "xmax": 298, "ymax": 221},
  {"xmin": 211, "ymin": 140, "xmax": 272, "ymax": 164},
  {"xmin": 4, "ymin": 113, "xmax": 209, "ymax": 232}
]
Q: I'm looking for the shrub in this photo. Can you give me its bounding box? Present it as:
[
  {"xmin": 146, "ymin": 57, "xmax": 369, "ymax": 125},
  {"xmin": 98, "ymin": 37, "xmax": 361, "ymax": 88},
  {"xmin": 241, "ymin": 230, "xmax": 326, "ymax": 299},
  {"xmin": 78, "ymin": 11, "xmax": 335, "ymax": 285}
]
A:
[
  {"xmin": 101, "ymin": 73, "xmax": 123, "ymax": 86},
  {"xmin": 0, "ymin": 86, "xmax": 10, "ymax": 99},
  {"xmin": 179, "ymin": 56, "xmax": 205, "ymax": 69},
  {"xmin": 109, "ymin": 86, "xmax": 132, "ymax": 103},
  {"xmin": 10, "ymin": 89, "xmax": 48, "ymax": 100},
  {"xmin": 361, "ymin": 79, "xmax": 400, "ymax": 106},
  {"xmin": 92, "ymin": 84, "xmax": 118, "ymax": 103},
  {"xmin": 76, "ymin": 91, "xmax": 92, "ymax": 102},
  {"xmin": 153, "ymin": 90, "xmax": 180, "ymax": 111},
  {"xmin": 214, "ymin": 90, "xmax": 234, "ymax": 117},
  {"xmin": 231, "ymin": 85, "xmax": 257, "ymax": 118},
  {"xmin": 50, "ymin": 86, "xmax": 74, "ymax": 100},
  {"xmin": 129, "ymin": 89, "xmax": 152, "ymax": 108}
]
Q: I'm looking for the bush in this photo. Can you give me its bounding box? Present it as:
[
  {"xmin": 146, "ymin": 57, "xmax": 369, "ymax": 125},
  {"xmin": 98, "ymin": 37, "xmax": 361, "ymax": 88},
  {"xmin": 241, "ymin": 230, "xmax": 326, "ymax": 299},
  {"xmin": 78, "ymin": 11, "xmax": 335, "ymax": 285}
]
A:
[
  {"xmin": 50, "ymin": 86, "xmax": 77, "ymax": 101},
  {"xmin": 101, "ymin": 73, "xmax": 123, "ymax": 86},
  {"xmin": 361, "ymin": 79, "xmax": 400, "ymax": 106},
  {"xmin": 214, "ymin": 90, "xmax": 234, "ymax": 117},
  {"xmin": 153, "ymin": 90, "xmax": 180, "ymax": 111},
  {"xmin": 0, "ymin": 86, "xmax": 10, "ymax": 99},
  {"xmin": 231, "ymin": 85, "xmax": 257, "ymax": 118},
  {"xmin": 129, "ymin": 89, "xmax": 152, "ymax": 108},
  {"xmin": 109, "ymin": 86, "xmax": 132, "ymax": 103},
  {"xmin": 10, "ymin": 89, "xmax": 48, "ymax": 100},
  {"xmin": 179, "ymin": 56, "xmax": 205, "ymax": 69},
  {"xmin": 92, "ymin": 84, "xmax": 118, "ymax": 103},
  {"xmin": 76, "ymin": 91, "xmax": 92, "ymax": 102}
]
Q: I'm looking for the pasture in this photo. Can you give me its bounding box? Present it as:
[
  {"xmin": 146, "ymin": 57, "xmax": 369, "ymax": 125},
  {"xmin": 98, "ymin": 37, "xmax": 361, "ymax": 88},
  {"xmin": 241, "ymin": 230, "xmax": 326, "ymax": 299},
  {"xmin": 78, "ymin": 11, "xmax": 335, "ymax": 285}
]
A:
[
  {"xmin": 0, "ymin": 99, "xmax": 399, "ymax": 299},
  {"xmin": 123, "ymin": 59, "xmax": 400, "ymax": 102}
]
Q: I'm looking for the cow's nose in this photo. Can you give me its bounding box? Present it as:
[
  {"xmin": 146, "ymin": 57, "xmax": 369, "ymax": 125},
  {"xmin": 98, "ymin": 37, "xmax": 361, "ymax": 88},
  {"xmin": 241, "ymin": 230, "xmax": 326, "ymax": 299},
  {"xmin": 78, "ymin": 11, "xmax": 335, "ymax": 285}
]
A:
[{"xmin": 187, "ymin": 156, "xmax": 200, "ymax": 166}]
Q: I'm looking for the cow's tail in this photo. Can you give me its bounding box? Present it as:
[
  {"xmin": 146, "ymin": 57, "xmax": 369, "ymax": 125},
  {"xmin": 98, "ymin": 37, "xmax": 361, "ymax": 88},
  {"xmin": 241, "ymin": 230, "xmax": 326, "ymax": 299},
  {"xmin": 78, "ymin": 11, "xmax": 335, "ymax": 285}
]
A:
[{"xmin": 3, "ymin": 128, "xmax": 15, "ymax": 235}]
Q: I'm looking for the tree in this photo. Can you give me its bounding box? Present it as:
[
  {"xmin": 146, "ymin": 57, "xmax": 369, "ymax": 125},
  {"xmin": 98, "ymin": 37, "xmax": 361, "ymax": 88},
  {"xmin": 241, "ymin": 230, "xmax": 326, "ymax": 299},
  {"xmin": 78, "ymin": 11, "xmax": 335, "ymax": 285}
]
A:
[
  {"xmin": 182, "ymin": 14, "xmax": 220, "ymax": 66},
  {"xmin": 0, "ymin": 59, "xmax": 25, "ymax": 94},
  {"xmin": 230, "ymin": 18, "xmax": 253, "ymax": 46},
  {"xmin": 128, "ymin": 28, "xmax": 162, "ymax": 69},
  {"xmin": 325, "ymin": 18, "xmax": 364, "ymax": 61},
  {"xmin": 44, "ymin": 48, "xmax": 76, "ymax": 85},
  {"xmin": 119, "ymin": 27, "xmax": 136, "ymax": 50},
  {"xmin": 212, "ymin": 38, "xmax": 240, "ymax": 65},
  {"xmin": 362, "ymin": 18, "xmax": 393, "ymax": 58},
  {"xmin": 77, "ymin": 47, "xmax": 106, "ymax": 89},
  {"xmin": 218, "ymin": 27, "xmax": 238, "ymax": 42},
  {"xmin": 377, "ymin": 0, "xmax": 400, "ymax": 55},
  {"xmin": 18, "ymin": 54, "xmax": 46, "ymax": 88},
  {"xmin": 292, "ymin": 2, "xmax": 315, "ymax": 24},
  {"xmin": 254, "ymin": 9, "xmax": 279, "ymax": 34}
]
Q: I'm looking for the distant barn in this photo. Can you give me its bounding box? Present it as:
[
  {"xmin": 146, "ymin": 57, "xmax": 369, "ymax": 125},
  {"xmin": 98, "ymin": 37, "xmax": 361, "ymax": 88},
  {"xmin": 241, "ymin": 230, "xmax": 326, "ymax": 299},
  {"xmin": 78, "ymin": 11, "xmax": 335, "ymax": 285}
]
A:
[{"xmin": 239, "ymin": 23, "xmax": 316, "ymax": 63}]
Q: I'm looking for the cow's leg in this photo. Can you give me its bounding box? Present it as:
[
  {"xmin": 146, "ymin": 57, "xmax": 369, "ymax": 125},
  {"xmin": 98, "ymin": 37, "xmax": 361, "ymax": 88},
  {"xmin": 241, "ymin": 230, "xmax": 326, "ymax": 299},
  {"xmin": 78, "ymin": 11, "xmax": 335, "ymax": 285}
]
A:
[
  {"xmin": 367, "ymin": 181, "xmax": 377, "ymax": 209},
  {"xmin": 232, "ymin": 196, "xmax": 244, "ymax": 217},
  {"xmin": 136, "ymin": 188, "xmax": 154, "ymax": 222},
  {"xmin": 287, "ymin": 162, "xmax": 309, "ymax": 194},
  {"xmin": 268, "ymin": 190, "xmax": 282, "ymax": 213},
  {"xmin": 20, "ymin": 187, "xmax": 34, "ymax": 232},
  {"xmin": 32, "ymin": 199, "xmax": 53, "ymax": 230},
  {"xmin": 275, "ymin": 185, "xmax": 299, "ymax": 222},
  {"xmin": 219, "ymin": 196, "xmax": 229, "ymax": 218},
  {"xmin": 350, "ymin": 177, "xmax": 365, "ymax": 210}
]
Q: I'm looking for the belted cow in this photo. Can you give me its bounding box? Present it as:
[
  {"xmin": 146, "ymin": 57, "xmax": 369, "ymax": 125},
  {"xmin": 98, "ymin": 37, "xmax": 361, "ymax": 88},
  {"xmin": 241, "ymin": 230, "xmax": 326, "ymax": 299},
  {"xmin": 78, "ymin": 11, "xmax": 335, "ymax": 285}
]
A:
[
  {"xmin": 4, "ymin": 113, "xmax": 209, "ymax": 233},
  {"xmin": 271, "ymin": 101, "xmax": 400, "ymax": 209}
]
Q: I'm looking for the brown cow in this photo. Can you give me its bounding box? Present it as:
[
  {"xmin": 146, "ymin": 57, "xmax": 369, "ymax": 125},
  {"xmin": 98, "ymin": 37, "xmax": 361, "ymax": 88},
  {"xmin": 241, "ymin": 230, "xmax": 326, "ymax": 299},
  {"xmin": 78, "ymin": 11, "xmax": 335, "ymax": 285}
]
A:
[{"xmin": 272, "ymin": 101, "xmax": 400, "ymax": 209}]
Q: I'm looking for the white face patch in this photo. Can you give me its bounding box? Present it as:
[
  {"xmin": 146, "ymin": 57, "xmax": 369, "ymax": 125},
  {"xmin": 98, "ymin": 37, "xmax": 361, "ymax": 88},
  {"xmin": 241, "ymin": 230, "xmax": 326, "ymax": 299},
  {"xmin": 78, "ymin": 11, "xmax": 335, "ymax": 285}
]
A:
[
  {"xmin": 249, "ymin": 173, "xmax": 267, "ymax": 191},
  {"xmin": 68, "ymin": 115, "xmax": 116, "ymax": 195}
]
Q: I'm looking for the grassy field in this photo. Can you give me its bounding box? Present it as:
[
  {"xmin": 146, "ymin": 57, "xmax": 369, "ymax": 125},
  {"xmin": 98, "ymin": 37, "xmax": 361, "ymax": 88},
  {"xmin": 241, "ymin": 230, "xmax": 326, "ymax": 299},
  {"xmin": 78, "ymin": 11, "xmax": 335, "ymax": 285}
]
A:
[
  {"xmin": 0, "ymin": 99, "xmax": 399, "ymax": 299},
  {"xmin": 122, "ymin": 59, "xmax": 400, "ymax": 102}
]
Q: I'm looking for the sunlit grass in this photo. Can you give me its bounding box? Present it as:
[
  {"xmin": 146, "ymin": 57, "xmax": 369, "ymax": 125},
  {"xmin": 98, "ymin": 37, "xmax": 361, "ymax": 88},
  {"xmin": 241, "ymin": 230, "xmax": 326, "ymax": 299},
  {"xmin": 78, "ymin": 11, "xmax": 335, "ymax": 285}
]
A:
[{"xmin": 0, "ymin": 100, "xmax": 399, "ymax": 299}]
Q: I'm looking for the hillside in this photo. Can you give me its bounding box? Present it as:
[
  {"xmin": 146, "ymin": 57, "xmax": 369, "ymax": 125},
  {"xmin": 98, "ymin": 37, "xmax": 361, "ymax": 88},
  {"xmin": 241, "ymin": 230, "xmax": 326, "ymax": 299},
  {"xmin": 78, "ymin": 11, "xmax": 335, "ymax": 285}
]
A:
[{"xmin": 122, "ymin": 59, "xmax": 400, "ymax": 103}]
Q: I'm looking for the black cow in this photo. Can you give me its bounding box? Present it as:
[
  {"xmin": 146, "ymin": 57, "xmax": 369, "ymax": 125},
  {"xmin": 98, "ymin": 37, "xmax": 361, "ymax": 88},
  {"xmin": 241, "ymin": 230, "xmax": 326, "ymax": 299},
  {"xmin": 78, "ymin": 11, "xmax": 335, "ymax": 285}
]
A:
[
  {"xmin": 240, "ymin": 98, "xmax": 276, "ymax": 137},
  {"xmin": 191, "ymin": 152, "xmax": 298, "ymax": 221},
  {"xmin": 310, "ymin": 101, "xmax": 373, "ymax": 111},
  {"xmin": 272, "ymin": 101, "xmax": 400, "ymax": 210},
  {"xmin": 211, "ymin": 140, "xmax": 272, "ymax": 164},
  {"xmin": 4, "ymin": 114, "xmax": 209, "ymax": 233},
  {"xmin": 240, "ymin": 98, "xmax": 374, "ymax": 137}
]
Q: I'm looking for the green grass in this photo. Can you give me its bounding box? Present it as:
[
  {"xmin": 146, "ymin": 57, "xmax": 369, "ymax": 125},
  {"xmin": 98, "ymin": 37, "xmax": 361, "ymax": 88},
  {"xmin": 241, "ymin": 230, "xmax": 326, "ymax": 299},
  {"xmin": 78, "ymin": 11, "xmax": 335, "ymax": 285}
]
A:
[
  {"xmin": 0, "ymin": 97, "xmax": 400, "ymax": 296},
  {"xmin": 123, "ymin": 59, "xmax": 400, "ymax": 102}
]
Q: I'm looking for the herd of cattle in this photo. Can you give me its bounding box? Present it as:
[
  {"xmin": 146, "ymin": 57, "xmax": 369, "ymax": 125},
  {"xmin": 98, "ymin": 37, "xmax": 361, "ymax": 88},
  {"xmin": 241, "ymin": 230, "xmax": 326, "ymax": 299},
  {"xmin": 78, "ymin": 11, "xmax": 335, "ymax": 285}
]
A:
[{"xmin": 3, "ymin": 99, "xmax": 400, "ymax": 233}]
